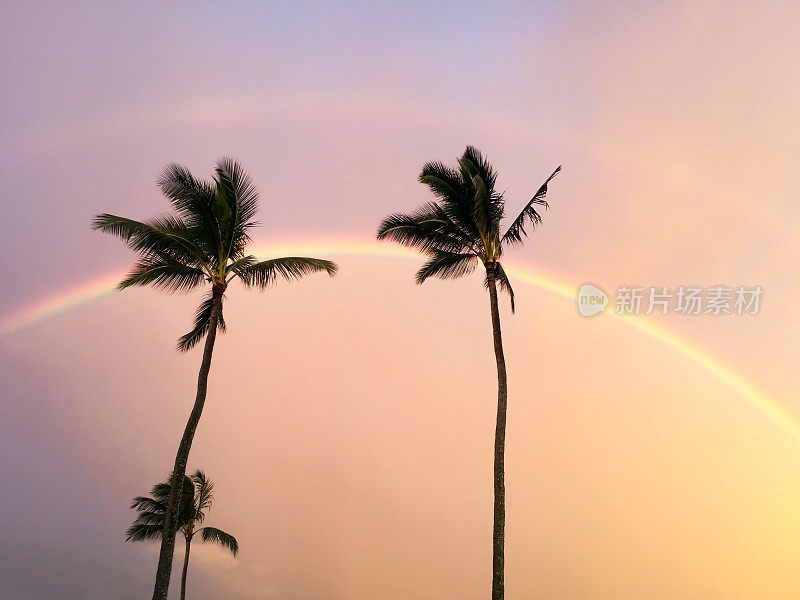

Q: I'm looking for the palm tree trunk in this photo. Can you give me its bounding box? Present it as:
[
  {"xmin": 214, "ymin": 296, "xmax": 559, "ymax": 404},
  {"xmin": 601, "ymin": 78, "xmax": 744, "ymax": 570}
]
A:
[
  {"xmin": 180, "ymin": 537, "xmax": 192, "ymax": 600},
  {"xmin": 151, "ymin": 284, "xmax": 224, "ymax": 600},
  {"xmin": 486, "ymin": 265, "xmax": 508, "ymax": 600}
]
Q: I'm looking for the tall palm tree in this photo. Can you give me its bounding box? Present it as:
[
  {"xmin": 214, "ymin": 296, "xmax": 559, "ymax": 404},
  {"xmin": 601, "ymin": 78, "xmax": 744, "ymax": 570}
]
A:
[
  {"xmin": 377, "ymin": 146, "xmax": 560, "ymax": 600},
  {"xmin": 93, "ymin": 158, "xmax": 337, "ymax": 600},
  {"xmin": 127, "ymin": 470, "xmax": 239, "ymax": 600}
]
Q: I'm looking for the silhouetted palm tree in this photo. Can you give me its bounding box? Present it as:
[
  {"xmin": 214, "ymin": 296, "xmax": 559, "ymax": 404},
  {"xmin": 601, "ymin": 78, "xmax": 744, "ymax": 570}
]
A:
[
  {"xmin": 93, "ymin": 158, "xmax": 337, "ymax": 600},
  {"xmin": 127, "ymin": 470, "xmax": 238, "ymax": 600},
  {"xmin": 377, "ymin": 146, "xmax": 560, "ymax": 600}
]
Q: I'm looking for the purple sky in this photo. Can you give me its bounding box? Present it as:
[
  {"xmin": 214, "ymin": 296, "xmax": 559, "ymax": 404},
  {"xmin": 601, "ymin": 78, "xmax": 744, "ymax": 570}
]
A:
[{"xmin": 2, "ymin": 2, "xmax": 800, "ymax": 599}]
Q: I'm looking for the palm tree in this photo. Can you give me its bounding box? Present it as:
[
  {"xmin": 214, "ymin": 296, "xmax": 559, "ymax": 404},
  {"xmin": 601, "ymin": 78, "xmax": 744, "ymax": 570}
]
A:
[
  {"xmin": 127, "ymin": 470, "xmax": 239, "ymax": 600},
  {"xmin": 377, "ymin": 146, "xmax": 560, "ymax": 600},
  {"xmin": 93, "ymin": 158, "xmax": 337, "ymax": 600}
]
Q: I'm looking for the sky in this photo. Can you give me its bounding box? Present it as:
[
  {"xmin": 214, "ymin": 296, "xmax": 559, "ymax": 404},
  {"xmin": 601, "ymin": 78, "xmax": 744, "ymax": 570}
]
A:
[{"xmin": 1, "ymin": 1, "xmax": 800, "ymax": 599}]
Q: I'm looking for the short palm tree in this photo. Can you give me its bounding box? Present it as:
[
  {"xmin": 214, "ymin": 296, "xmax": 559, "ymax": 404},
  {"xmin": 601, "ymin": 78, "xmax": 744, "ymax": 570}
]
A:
[
  {"xmin": 377, "ymin": 146, "xmax": 560, "ymax": 600},
  {"xmin": 93, "ymin": 158, "xmax": 337, "ymax": 600},
  {"xmin": 127, "ymin": 470, "xmax": 238, "ymax": 600}
]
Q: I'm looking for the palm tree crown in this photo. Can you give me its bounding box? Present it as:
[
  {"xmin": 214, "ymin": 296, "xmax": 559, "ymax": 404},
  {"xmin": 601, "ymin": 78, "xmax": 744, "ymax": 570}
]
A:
[
  {"xmin": 377, "ymin": 146, "xmax": 560, "ymax": 311},
  {"xmin": 126, "ymin": 470, "xmax": 238, "ymax": 555},
  {"xmin": 93, "ymin": 157, "xmax": 338, "ymax": 350}
]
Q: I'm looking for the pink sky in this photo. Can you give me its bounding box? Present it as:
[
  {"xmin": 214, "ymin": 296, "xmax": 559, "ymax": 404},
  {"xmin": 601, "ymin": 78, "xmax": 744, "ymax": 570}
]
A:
[{"xmin": 1, "ymin": 2, "xmax": 799, "ymax": 599}]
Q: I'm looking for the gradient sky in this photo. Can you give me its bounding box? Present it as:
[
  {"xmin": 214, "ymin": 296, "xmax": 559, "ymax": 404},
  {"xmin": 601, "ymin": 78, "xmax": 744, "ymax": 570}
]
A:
[{"xmin": 2, "ymin": 2, "xmax": 800, "ymax": 599}]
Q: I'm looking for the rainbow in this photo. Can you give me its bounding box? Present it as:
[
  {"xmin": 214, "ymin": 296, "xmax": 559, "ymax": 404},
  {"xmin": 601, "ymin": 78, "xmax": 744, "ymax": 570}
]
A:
[{"xmin": 2, "ymin": 238, "xmax": 795, "ymax": 441}]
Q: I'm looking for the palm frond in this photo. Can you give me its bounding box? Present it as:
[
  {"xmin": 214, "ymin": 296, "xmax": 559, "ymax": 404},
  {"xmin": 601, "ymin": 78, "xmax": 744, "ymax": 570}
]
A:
[
  {"xmin": 118, "ymin": 257, "xmax": 205, "ymax": 293},
  {"xmin": 225, "ymin": 255, "xmax": 257, "ymax": 281},
  {"xmin": 430, "ymin": 201, "xmax": 485, "ymax": 253},
  {"xmin": 471, "ymin": 171, "xmax": 492, "ymax": 236},
  {"xmin": 460, "ymin": 146, "xmax": 498, "ymax": 191},
  {"xmin": 128, "ymin": 510, "xmax": 167, "ymax": 526},
  {"xmin": 418, "ymin": 162, "xmax": 464, "ymax": 201},
  {"xmin": 377, "ymin": 203, "xmax": 475, "ymax": 254},
  {"xmin": 214, "ymin": 158, "xmax": 259, "ymax": 262},
  {"xmin": 177, "ymin": 292, "xmax": 226, "ymax": 352},
  {"xmin": 459, "ymin": 146, "xmax": 504, "ymax": 240},
  {"xmin": 235, "ymin": 257, "xmax": 338, "ymax": 289},
  {"xmin": 150, "ymin": 482, "xmax": 173, "ymax": 502},
  {"xmin": 199, "ymin": 527, "xmax": 239, "ymax": 556},
  {"xmin": 91, "ymin": 213, "xmax": 206, "ymax": 267},
  {"xmin": 419, "ymin": 161, "xmax": 484, "ymax": 246},
  {"xmin": 415, "ymin": 251, "xmax": 478, "ymax": 284},
  {"xmin": 125, "ymin": 522, "xmax": 164, "ymax": 543},
  {"xmin": 501, "ymin": 165, "xmax": 560, "ymax": 247},
  {"xmin": 191, "ymin": 470, "xmax": 214, "ymax": 522},
  {"xmin": 130, "ymin": 496, "xmax": 166, "ymax": 513},
  {"xmin": 485, "ymin": 263, "xmax": 516, "ymax": 313},
  {"xmin": 157, "ymin": 163, "xmax": 222, "ymax": 265}
]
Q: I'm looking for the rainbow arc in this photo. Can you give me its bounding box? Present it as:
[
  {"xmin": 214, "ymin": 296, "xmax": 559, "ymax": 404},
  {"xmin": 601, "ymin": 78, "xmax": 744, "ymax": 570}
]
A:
[{"xmin": 1, "ymin": 238, "xmax": 794, "ymax": 441}]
